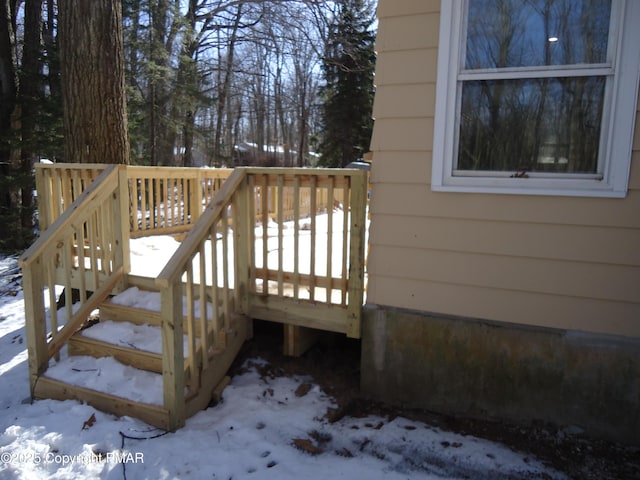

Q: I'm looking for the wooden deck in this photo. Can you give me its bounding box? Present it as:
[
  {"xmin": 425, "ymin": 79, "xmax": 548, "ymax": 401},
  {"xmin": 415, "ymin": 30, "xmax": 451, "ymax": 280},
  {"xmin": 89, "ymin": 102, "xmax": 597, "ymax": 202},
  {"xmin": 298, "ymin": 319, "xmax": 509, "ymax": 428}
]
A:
[{"xmin": 19, "ymin": 164, "xmax": 368, "ymax": 430}]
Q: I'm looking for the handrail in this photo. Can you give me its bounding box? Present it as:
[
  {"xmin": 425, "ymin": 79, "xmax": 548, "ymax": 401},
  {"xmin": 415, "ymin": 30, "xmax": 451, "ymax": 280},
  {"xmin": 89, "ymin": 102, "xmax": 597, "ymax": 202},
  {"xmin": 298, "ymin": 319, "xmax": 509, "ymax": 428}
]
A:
[
  {"xmin": 22, "ymin": 165, "xmax": 119, "ymax": 266},
  {"xmin": 154, "ymin": 168, "xmax": 248, "ymax": 427},
  {"xmin": 19, "ymin": 164, "xmax": 130, "ymax": 393}
]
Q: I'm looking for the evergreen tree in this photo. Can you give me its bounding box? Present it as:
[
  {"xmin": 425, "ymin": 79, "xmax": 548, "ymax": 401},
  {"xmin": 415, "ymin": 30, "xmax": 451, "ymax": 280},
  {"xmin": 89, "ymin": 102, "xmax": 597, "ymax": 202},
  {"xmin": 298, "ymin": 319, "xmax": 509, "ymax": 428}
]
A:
[
  {"xmin": 0, "ymin": 0, "xmax": 62, "ymax": 252},
  {"xmin": 318, "ymin": 0, "xmax": 376, "ymax": 168}
]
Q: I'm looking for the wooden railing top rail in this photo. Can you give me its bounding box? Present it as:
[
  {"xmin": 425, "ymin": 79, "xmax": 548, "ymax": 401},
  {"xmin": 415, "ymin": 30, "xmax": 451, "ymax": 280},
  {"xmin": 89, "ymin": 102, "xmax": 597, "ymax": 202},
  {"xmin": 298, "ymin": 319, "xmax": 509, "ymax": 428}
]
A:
[
  {"xmin": 20, "ymin": 164, "xmax": 120, "ymax": 267},
  {"xmin": 237, "ymin": 166, "xmax": 367, "ymax": 180},
  {"xmin": 34, "ymin": 162, "xmax": 109, "ymax": 171},
  {"xmin": 34, "ymin": 162, "xmax": 233, "ymax": 179},
  {"xmin": 125, "ymin": 165, "xmax": 233, "ymax": 179}
]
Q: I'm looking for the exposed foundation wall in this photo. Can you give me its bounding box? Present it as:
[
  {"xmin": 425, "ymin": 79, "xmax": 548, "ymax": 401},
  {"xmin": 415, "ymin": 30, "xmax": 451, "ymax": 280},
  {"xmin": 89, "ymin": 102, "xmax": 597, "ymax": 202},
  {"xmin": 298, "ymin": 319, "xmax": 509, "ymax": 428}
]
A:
[{"xmin": 360, "ymin": 304, "xmax": 640, "ymax": 445}]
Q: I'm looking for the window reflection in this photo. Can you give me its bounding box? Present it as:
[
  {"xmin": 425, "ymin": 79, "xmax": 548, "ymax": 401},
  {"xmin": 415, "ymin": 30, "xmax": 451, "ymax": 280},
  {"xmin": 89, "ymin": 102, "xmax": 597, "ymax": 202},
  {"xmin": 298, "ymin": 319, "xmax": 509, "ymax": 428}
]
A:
[
  {"xmin": 465, "ymin": 0, "xmax": 612, "ymax": 69},
  {"xmin": 457, "ymin": 77, "xmax": 605, "ymax": 173}
]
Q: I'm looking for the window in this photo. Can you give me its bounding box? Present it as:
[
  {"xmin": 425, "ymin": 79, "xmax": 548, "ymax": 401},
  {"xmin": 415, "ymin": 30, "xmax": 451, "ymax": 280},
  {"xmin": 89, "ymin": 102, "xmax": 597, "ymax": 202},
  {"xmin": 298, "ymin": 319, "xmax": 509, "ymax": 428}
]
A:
[{"xmin": 432, "ymin": 0, "xmax": 640, "ymax": 197}]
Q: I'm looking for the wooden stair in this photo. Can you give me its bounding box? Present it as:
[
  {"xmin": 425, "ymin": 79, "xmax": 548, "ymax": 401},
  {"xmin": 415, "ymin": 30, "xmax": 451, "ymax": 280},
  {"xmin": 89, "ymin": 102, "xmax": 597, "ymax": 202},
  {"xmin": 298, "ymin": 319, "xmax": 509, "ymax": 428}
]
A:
[{"xmin": 32, "ymin": 285, "xmax": 250, "ymax": 430}]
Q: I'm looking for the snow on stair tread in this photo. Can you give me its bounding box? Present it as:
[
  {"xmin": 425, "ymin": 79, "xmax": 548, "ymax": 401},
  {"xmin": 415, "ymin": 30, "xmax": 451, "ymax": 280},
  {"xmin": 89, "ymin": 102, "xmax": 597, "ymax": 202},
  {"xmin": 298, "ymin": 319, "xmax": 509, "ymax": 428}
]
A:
[
  {"xmin": 44, "ymin": 355, "xmax": 164, "ymax": 406},
  {"xmin": 79, "ymin": 320, "xmax": 196, "ymax": 357},
  {"xmin": 110, "ymin": 286, "xmax": 214, "ymax": 318}
]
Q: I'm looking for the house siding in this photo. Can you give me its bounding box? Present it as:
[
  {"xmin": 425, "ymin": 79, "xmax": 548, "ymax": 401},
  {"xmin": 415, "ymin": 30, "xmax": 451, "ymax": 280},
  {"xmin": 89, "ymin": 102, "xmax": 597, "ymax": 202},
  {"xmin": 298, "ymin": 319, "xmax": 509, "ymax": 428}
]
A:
[
  {"xmin": 367, "ymin": 0, "xmax": 640, "ymax": 338},
  {"xmin": 363, "ymin": 0, "xmax": 640, "ymax": 444}
]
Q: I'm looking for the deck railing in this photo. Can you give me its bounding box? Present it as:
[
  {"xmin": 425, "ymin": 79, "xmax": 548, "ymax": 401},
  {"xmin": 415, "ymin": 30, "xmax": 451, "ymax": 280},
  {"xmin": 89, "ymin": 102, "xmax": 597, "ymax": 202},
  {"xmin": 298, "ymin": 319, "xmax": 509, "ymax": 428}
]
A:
[
  {"xmin": 36, "ymin": 164, "xmax": 347, "ymax": 238},
  {"xmin": 153, "ymin": 167, "xmax": 367, "ymax": 425},
  {"xmin": 35, "ymin": 163, "xmax": 108, "ymax": 231},
  {"xmin": 126, "ymin": 166, "xmax": 233, "ymax": 238},
  {"xmin": 24, "ymin": 164, "xmax": 368, "ymax": 429},
  {"xmin": 246, "ymin": 169, "xmax": 367, "ymax": 337},
  {"xmin": 19, "ymin": 165, "xmax": 130, "ymax": 394},
  {"xmin": 155, "ymin": 170, "xmax": 247, "ymax": 425}
]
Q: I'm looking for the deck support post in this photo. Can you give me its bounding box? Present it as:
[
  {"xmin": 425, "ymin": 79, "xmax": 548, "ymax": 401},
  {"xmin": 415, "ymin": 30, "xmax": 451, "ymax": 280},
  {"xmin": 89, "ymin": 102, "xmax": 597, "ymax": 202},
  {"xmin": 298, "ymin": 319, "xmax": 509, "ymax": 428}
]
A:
[
  {"xmin": 283, "ymin": 325, "xmax": 320, "ymax": 357},
  {"xmin": 346, "ymin": 172, "xmax": 368, "ymax": 338},
  {"xmin": 161, "ymin": 281, "xmax": 186, "ymax": 430},
  {"xmin": 115, "ymin": 165, "xmax": 131, "ymax": 292},
  {"xmin": 191, "ymin": 170, "xmax": 204, "ymax": 222},
  {"xmin": 23, "ymin": 258, "xmax": 49, "ymax": 396},
  {"xmin": 233, "ymin": 173, "xmax": 251, "ymax": 315}
]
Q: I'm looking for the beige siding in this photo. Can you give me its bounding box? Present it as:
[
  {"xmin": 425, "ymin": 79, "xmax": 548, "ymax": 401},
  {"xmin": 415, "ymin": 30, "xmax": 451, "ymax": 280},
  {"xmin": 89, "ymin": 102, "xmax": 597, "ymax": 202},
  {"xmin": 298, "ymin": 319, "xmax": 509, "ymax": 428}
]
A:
[{"xmin": 367, "ymin": 0, "xmax": 640, "ymax": 337}]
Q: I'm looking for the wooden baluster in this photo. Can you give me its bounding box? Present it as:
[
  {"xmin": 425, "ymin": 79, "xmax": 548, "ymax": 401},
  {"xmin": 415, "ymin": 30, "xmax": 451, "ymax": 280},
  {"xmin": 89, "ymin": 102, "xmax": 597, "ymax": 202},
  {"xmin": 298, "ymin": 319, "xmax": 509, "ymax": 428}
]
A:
[
  {"xmin": 293, "ymin": 176, "xmax": 300, "ymax": 298},
  {"xmin": 309, "ymin": 176, "xmax": 317, "ymax": 301},
  {"xmin": 185, "ymin": 262, "xmax": 198, "ymax": 394},
  {"xmin": 198, "ymin": 242, "xmax": 209, "ymax": 369},
  {"xmin": 341, "ymin": 180, "xmax": 350, "ymax": 306},
  {"xmin": 140, "ymin": 178, "xmax": 147, "ymax": 232},
  {"xmin": 327, "ymin": 176, "xmax": 334, "ymax": 303},
  {"xmin": 221, "ymin": 209, "xmax": 230, "ymax": 334},
  {"xmin": 260, "ymin": 174, "xmax": 269, "ymax": 294},
  {"xmin": 277, "ymin": 175, "xmax": 284, "ymax": 296},
  {"xmin": 209, "ymin": 224, "xmax": 221, "ymax": 346},
  {"xmin": 248, "ymin": 175, "xmax": 257, "ymax": 294}
]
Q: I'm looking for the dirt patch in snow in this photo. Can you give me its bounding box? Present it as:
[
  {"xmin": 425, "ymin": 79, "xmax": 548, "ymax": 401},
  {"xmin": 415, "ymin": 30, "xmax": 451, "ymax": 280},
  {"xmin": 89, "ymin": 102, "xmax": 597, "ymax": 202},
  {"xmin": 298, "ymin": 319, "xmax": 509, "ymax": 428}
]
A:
[{"xmin": 230, "ymin": 320, "xmax": 640, "ymax": 480}]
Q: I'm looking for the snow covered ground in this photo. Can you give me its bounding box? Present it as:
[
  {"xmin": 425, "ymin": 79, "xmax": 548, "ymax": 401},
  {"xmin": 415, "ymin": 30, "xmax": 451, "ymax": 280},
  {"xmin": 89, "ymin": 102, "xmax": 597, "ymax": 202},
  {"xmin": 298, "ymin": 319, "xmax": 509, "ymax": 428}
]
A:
[{"xmin": 0, "ymin": 239, "xmax": 568, "ymax": 479}]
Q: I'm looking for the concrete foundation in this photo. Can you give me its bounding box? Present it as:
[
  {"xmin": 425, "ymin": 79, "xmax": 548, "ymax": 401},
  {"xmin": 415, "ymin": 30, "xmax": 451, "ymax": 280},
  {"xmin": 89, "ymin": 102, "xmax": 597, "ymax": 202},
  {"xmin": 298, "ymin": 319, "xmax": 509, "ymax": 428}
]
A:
[{"xmin": 360, "ymin": 304, "xmax": 640, "ymax": 445}]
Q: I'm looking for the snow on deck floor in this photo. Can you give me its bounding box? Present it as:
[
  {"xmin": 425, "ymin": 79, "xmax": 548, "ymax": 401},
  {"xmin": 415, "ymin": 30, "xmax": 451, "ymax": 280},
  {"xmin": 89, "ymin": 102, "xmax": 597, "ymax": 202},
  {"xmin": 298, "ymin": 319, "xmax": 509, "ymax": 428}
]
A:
[{"xmin": 129, "ymin": 209, "xmax": 367, "ymax": 304}]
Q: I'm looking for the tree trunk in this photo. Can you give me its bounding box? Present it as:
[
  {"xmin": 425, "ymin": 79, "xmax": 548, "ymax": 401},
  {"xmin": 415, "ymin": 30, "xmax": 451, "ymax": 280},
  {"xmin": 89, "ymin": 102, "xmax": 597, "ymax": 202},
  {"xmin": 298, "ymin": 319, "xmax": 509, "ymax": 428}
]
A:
[
  {"xmin": 19, "ymin": 0, "xmax": 45, "ymax": 241},
  {"xmin": 0, "ymin": 0, "xmax": 17, "ymax": 171},
  {"xmin": 58, "ymin": 0, "xmax": 130, "ymax": 164},
  {"xmin": 214, "ymin": 4, "xmax": 243, "ymax": 164},
  {"xmin": 0, "ymin": 0, "xmax": 19, "ymax": 250}
]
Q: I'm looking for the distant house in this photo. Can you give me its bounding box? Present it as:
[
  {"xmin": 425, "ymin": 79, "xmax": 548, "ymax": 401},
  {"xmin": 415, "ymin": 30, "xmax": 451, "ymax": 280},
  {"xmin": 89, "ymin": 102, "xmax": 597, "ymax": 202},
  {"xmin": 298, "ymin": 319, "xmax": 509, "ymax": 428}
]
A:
[
  {"xmin": 233, "ymin": 142, "xmax": 318, "ymax": 167},
  {"xmin": 361, "ymin": 0, "xmax": 640, "ymax": 444}
]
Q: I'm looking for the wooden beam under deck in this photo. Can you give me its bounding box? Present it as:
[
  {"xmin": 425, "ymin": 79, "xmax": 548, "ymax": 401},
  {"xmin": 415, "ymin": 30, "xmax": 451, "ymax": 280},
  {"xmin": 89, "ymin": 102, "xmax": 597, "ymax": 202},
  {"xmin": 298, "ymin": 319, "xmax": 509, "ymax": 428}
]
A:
[{"xmin": 249, "ymin": 296, "xmax": 350, "ymax": 335}]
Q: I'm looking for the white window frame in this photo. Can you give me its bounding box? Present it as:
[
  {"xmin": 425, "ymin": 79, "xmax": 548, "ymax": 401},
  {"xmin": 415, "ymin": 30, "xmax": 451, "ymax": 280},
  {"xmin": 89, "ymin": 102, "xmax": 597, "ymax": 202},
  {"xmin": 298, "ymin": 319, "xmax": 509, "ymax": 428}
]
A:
[{"xmin": 432, "ymin": 0, "xmax": 640, "ymax": 197}]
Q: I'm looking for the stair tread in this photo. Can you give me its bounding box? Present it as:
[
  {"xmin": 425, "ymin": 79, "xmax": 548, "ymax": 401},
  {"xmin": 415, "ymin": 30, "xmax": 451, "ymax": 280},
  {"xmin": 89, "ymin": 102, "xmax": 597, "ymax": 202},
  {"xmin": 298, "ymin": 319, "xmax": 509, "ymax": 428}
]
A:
[
  {"xmin": 107, "ymin": 286, "xmax": 161, "ymax": 312},
  {"xmin": 104, "ymin": 286, "xmax": 215, "ymax": 319},
  {"xmin": 44, "ymin": 355, "xmax": 165, "ymax": 406},
  {"xmin": 73, "ymin": 320, "xmax": 198, "ymax": 358}
]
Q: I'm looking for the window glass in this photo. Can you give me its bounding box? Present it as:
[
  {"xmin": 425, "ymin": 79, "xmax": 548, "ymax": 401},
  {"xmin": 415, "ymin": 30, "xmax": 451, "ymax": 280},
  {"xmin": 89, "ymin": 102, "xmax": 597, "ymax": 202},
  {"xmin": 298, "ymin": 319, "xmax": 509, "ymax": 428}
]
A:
[
  {"xmin": 457, "ymin": 76, "xmax": 606, "ymax": 173},
  {"xmin": 465, "ymin": 0, "xmax": 612, "ymax": 69},
  {"xmin": 432, "ymin": 0, "xmax": 639, "ymax": 196}
]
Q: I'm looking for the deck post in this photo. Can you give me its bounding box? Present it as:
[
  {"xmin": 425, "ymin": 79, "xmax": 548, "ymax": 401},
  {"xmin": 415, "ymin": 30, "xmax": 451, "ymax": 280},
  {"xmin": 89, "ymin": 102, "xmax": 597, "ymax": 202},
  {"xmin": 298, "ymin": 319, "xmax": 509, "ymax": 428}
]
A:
[
  {"xmin": 161, "ymin": 281, "xmax": 186, "ymax": 430},
  {"xmin": 115, "ymin": 165, "xmax": 131, "ymax": 291},
  {"xmin": 34, "ymin": 166, "xmax": 51, "ymax": 231},
  {"xmin": 346, "ymin": 172, "xmax": 368, "ymax": 338},
  {"xmin": 22, "ymin": 258, "xmax": 49, "ymax": 396},
  {"xmin": 233, "ymin": 173, "xmax": 251, "ymax": 315},
  {"xmin": 192, "ymin": 170, "xmax": 204, "ymax": 222}
]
